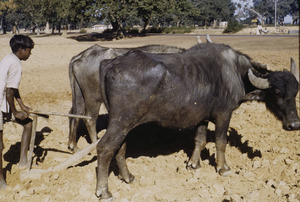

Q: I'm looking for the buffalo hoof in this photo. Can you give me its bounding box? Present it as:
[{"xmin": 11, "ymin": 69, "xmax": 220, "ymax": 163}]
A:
[
  {"xmin": 68, "ymin": 145, "xmax": 80, "ymax": 153},
  {"xmin": 96, "ymin": 188, "xmax": 113, "ymax": 200},
  {"xmin": 217, "ymin": 165, "xmax": 231, "ymax": 176},
  {"xmin": 186, "ymin": 161, "xmax": 201, "ymax": 170},
  {"xmin": 118, "ymin": 173, "xmax": 135, "ymax": 184}
]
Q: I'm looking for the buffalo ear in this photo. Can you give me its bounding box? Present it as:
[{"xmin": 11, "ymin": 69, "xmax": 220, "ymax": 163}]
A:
[
  {"xmin": 290, "ymin": 58, "xmax": 299, "ymax": 83},
  {"xmin": 243, "ymin": 89, "xmax": 265, "ymax": 101}
]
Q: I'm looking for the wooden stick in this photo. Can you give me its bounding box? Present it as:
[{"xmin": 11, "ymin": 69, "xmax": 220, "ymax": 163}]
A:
[
  {"xmin": 22, "ymin": 138, "xmax": 101, "ymax": 178},
  {"xmin": 27, "ymin": 115, "xmax": 37, "ymax": 170},
  {"xmin": 29, "ymin": 110, "xmax": 91, "ymax": 119},
  {"xmin": 24, "ymin": 112, "xmax": 100, "ymax": 175},
  {"xmin": 52, "ymin": 138, "xmax": 101, "ymax": 172}
]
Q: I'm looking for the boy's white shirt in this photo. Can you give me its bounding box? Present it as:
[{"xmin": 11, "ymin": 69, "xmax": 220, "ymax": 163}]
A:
[{"xmin": 0, "ymin": 53, "xmax": 22, "ymax": 113}]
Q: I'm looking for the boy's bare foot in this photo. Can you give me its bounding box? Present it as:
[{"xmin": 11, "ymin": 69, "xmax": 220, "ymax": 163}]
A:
[
  {"xmin": 0, "ymin": 180, "xmax": 7, "ymax": 190},
  {"xmin": 18, "ymin": 162, "xmax": 27, "ymax": 170}
]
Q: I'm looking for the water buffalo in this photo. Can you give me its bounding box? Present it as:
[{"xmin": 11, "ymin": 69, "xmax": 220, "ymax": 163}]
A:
[
  {"xmin": 68, "ymin": 44, "xmax": 185, "ymax": 152},
  {"xmin": 96, "ymin": 43, "xmax": 300, "ymax": 199}
]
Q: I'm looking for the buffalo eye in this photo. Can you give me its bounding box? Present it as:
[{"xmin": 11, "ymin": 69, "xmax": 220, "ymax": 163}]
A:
[
  {"xmin": 274, "ymin": 88, "xmax": 281, "ymax": 94},
  {"xmin": 272, "ymin": 89, "xmax": 284, "ymax": 106}
]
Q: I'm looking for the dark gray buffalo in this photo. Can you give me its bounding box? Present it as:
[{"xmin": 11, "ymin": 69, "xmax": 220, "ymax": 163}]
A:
[
  {"xmin": 68, "ymin": 44, "xmax": 185, "ymax": 152},
  {"xmin": 96, "ymin": 43, "xmax": 300, "ymax": 199}
]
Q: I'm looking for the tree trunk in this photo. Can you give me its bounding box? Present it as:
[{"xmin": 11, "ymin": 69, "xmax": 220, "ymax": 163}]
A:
[
  {"xmin": 142, "ymin": 17, "xmax": 151, "ymax": 32},
  {"xmin": 52, "ymin": 22, "xmax": 55, "ymax": 34},
  {"xmin": 36, "ymin": 25, "xmax": 40, "ymax": 35},
  {"xmin": 246, "ymin": 8, "xmax": 265, "ymax": 26},
  {"xmin": 111, "ymin": 21, "xmax": 119, "ymax": 33},
  {"xmin": 1, "ymin": 16, "xmax": 7, "ymax": 34},
  {"xmin": 45, "ymin": 21, "xmax": 50, "ymax": 34},
  {"xmin": 58, "ymin": 21, "xmax": 61, "ymax": 33},
  {"xmin": 12, "ymin": 25, "xmax": 17, "ymax": 34},
  {"xmin": 213, "ymin": 20, "xmax": 217, "ymax": 28},
  {"xmin": 32, "ymin": 26, "xmax": 36, "ymax": 34},
  {"xmin": 62, "ymin": 23, "xmax": 67, "ymax": 37},
  {"xmin": 292, "ymin": 14, "xmax": 299, "ymax": 25},
  {"xmin": 111, "ymin": 20, "xmax": 124, "ymax": 39}
]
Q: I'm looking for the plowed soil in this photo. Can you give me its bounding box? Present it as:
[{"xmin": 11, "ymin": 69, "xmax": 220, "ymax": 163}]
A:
[{"xmin": 0, "ymin": 32, "xmax": 299, "ymax": 202}]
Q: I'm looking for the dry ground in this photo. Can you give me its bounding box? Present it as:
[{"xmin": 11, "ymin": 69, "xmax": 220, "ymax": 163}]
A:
[{"xmin": 0, "ymin": 31, "xmax": 299, "ymax": 201}]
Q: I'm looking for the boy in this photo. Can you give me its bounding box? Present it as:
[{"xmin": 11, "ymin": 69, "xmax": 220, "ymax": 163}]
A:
[{"xmin": 0, "ymin": 35, "xmax": 34, "ymax": 189}]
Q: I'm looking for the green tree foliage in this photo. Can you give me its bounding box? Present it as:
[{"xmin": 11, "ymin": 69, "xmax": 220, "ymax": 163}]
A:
[
  {"xmin": 253, "ymin": 0, "xmax": 297, "ymax": 24},
  {"xmin": 96, "ymin": 0, "xmax": 138, "ymax": 37},
  {"xmin": 136, "ymin": 0, "xmax": 176, "ymax": 31},
  {"xmin": 172, "ymin": 0, "xmax": 194, "ymax": 27},
  {"xmin": 0, "ymin": 0, "xmax": 16, "ymax": 34},
  {"xmin": 0, "ymin": 0, "xmax": 97, "ymax": 34},
  {"xmin": 67, "ymin": 0, "xmax": 98, "ymax": 28},
  {"xmin": 12, "ymin": 0, "xmax": 44, "ymax": 31},
  {"xmin": 2, "ymin": 0, "xmax": 236, "ymax": 35},
  {"xmin": 223, "ymin": 18, "xmax": 243, "ymax": 33},
  {"xmin": 190, "ymin": 0, "xmax": 235, "ymax": 27},
  {"xmin": 290, "ymin": 0, "xmax": 299, "ymax": 24},
  {"xmin": 1, "ymin": 0, "xmax": 296, "ymax": 36}
]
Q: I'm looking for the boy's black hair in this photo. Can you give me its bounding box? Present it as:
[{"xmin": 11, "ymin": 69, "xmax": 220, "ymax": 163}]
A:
[{"xmin": 9, "ymin": 35, "xmax": 34, "ymax": 53}]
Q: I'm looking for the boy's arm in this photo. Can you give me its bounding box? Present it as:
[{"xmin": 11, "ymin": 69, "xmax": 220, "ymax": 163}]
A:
[
  {"xmin": 14, "ymin": 89, "xmax": 31, "ymax": 113},
  {"xmin": 6, "ymin": 88, "xmax": 28, "ymax": 120},
  {"xmin": 0, "ymin": 69, "xmax": 7, "ymax": 107}
]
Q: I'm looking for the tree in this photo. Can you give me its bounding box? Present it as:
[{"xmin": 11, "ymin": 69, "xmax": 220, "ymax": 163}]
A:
[
  {"xmin": 253, "ymin": 0, "xmax": 295, "ymax": 25},
  {"xmin": 172, "ymin": 0, "xmax": 193, "ymax": 27},
  {"xmin": 0, "ymin": 0, "xmax": 16, "ymax": 34},
  {"xmin": 67, "ymin": 0, "xmax": 98, "ymax": 29},
  {"xmin": 96, "ymin": 0, "xmax": 138, "ymax": 38},
  {"xmin": 289, "ymin": 0, "xmax": 298, "ymax": 24},
  {"xmin": 190, "ymin": 0, "xmax": 235, "ymax": 27},
  {"xmin": 12, "ymin": 0, "xmax": 46, "ymax": 33},
  {"xmin": 10, "ymin": 0, "xmax": 97, "ymax": 34},
  {"xmin": 223, "ymin": 18, "xmax": 243, "ymax": 33},
  {"xmin": 136, "ymin": 0, "xmax": 176, "ymax": 31}
]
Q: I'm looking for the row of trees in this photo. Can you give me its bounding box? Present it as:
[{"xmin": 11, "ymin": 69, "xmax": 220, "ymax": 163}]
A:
[
  {"xmin": 0, "ymin": 0, "xmax": 97, "ymax": 34},
  {"xmin": 0, "ymin": 0, "xmax": 299, "ymax": 36},
  {"xmin": 0, "ymin": 0, "xmax": 235, "ymax": 35},
  {"xmin": 235, "ymin": 0, "xmax": 299, "ymax": 25},
  {"xmin": 253, "ymin": 0, "xmax": 299, "ymax": 25}
]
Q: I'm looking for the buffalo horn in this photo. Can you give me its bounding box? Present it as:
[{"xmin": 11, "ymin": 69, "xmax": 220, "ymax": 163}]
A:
[
  {"xmin": 290, "ymin": 58, "xmax": 299, "ymax": 83},
  {"xmin": 250, "ymin": 61, "xmax": 269, "ymax": 70},
  {"xmin": 248, "ymin": 69, "xmax": 270, "ymax": 89},
  {"xmin": 197, "ymin": 36, "xmax": 202, "ymax": 44},
  {"xmin": 206, "ymin": 34, "xmax": 213, "ymax": 43}
]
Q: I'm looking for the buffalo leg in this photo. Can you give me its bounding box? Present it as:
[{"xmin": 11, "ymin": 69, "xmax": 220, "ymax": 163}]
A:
[
  {"xmin": 115, "ymin": 141, "xmax": 134, "ymax": 183},
  {"xmin": 96, "ymin": 124, "xmax": 128, "ymax": 200},
  {"xmin": 215, "ymin": 116, "xmax": 231, "ymax": 176},
  {"xmin": 83, "ymin": 117, "xmax": 98, "ymax": 143},
  {"xmin": 69, "ymin": 75, "xmax": 86, "ymax": 152},
  {"xmin": 187, "ymin": 121, "xmax": 208, "ymax": 169},
  {"xmin": 84, "ymin": 102, "xmax": 102, "ymax": 143},
  {"xmin": 68, "ymin": 116, "xmax": 80, "ymax": 152},
  {"xmin": 0, "ymin": 131, "xmax": 6, "ymax": 189},
  {"xmin": 68, "ymin": 101, "xmax": 99, "ymax": 152},
  {"xmin": 68, "ymin": 98, "xmax": 85, "ymax": 152}
]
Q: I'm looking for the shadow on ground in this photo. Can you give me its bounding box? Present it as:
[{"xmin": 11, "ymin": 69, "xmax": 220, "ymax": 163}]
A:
[
  {"xmin": 74, "ymin": 115, "xmax": 262, "ymax": 174},
  {"xmin": 68, "ymin": 32, "xmax": 147, "ymax": 42}
]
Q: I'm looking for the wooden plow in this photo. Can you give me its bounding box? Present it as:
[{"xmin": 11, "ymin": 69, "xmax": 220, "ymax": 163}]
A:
[{"xmin": 21, "ymin": 111, "xmax": 99, "ymax": 180}]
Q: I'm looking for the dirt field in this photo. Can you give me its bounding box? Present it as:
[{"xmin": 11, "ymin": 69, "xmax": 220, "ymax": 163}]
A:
[{"xmin": 0, "ymin": 32, "xmax": 299, "ymax": 201}]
